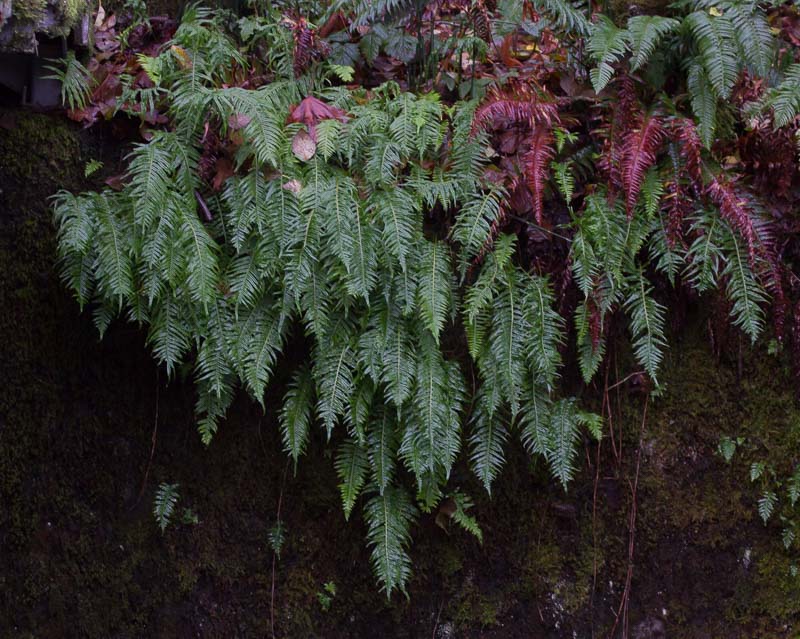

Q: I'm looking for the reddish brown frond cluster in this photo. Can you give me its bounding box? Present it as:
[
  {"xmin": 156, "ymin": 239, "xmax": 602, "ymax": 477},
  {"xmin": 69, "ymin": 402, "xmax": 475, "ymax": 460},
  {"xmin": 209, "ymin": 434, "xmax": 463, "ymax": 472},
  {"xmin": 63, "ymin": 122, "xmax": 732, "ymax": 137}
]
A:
[
  {"xmin": 471, "ymin": 81, "xmax": 559, "ymax": 134},
  {"xmin": 597, "ymin": 75, "xmax": 640, "ymax": 193},
  {"xmin": 292, "ymin": 18, "xmax": 330, "ymax": 78},
  {"xmin": 620, "ymin": 113, "xmax": 665, "ymax": 218},
  {"xmin": 739, "ymin": 118, "xmax": 800, "ymax": 198},
  {"xmin": 469, "ymin": 0, "xmax": 493, "ymax": 42},
  {"xmin": 470, "ymin": 81, "xmax": 560, "ymax": 231}
]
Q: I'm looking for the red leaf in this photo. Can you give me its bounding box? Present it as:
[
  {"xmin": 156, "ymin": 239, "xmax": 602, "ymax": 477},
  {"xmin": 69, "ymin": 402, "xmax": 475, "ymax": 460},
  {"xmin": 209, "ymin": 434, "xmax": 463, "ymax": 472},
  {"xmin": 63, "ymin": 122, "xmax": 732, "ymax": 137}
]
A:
[
  {"xmin": 288, "ymin": 96, "xmax": 347, "ymax": 128},
  {"xmin": 706, "ymin": 178, "xmax": 758, "ymax": 260},
  {"xmin": 672, "ymin": 117, "xmax": 704, "ymax": 191}
]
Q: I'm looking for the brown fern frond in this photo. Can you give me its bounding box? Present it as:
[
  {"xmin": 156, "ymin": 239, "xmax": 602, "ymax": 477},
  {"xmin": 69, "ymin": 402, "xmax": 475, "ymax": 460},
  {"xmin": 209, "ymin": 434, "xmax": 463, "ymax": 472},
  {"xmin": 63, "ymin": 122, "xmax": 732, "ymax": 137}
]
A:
[
  {"xmin": 620, "ymin": 113, "xmax": 665, "ymax": 218},
  {"xmin": 470, "ymin": 0, "xmax": 492, "ymax": 42},
  {"xmin": 292, "ymin": 18, "xmax": 329, "ymax": 77}
]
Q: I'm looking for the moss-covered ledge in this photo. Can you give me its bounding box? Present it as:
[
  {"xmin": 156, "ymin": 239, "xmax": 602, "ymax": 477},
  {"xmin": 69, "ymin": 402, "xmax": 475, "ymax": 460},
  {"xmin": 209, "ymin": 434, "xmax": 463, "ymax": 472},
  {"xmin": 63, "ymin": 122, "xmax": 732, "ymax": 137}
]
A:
[{"xmin": 0, "ymin": 0, "xmax": 91, "ymax": 53}]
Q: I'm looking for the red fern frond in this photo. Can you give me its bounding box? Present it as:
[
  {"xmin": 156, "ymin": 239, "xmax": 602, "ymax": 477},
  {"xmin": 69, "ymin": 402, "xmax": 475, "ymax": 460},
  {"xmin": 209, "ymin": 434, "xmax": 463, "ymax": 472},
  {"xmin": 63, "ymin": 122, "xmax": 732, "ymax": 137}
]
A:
[
  {"xmin": 620, "ymin": 113, "xmax": 665, "ymax": 218},
  {"xmin": 663, "ymin": 178, "xmax": 690, "ymax": 248},
  {"xmin": 523, "ymin": 127, "xmax": 555, "ymax": 225},
  {"xmin": 471, "ymin": 81, "xmax": 559, "ymax": 134},
  {"xmin": 672, "ymin": 117, "xmax": 704, "ymax": 191},
  {"xmin": 706, "ymin": 178, "xmax": 758, "ymax": 261},
  {"xmin": 470, "ymin": 0, "xmax": 493, "ymax": 43},
  {"xmin": 598, "ymin": 75, "xmax": 641, "ymax": 194}
]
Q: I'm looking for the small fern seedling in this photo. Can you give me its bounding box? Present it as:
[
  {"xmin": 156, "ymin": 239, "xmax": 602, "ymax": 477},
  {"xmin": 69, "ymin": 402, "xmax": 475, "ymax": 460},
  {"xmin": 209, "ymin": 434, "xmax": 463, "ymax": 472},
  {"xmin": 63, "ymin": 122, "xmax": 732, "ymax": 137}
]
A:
[{"xmin": 153, "ymin": 482, "xmax": 180, "ymax": 533}]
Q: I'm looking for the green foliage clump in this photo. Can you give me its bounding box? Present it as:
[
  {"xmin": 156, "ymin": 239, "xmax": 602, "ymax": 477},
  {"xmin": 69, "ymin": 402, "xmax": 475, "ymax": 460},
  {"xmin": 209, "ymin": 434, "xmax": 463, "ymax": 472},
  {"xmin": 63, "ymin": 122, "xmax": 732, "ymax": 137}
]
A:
[
  {"xmin": 53, "ymin": 8, "xmax": 601, "ymax": 596},
  {"xmin": 51, "ymin": 0, "xmax": 798, "ymax": 597}
]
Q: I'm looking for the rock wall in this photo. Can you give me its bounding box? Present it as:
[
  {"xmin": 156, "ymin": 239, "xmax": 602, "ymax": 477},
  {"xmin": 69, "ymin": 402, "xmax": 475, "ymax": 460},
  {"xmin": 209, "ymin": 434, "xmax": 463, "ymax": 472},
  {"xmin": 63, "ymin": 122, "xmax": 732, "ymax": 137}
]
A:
[{"xmin": 1, "ymin": 109, "xmax": 799, "ymax": 638}]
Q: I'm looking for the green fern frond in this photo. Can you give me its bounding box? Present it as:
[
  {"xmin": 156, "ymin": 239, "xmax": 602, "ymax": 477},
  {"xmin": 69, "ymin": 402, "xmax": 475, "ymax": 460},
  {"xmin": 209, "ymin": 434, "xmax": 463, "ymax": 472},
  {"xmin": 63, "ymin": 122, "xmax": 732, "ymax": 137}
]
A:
[
  {"xmin": 688, "ymin": 61, "xmax": 718, "ymax": 149},
  {"xmin": 449, "ymin": 491, "xmax": 483, "ymax": 544},
  {"xmin": 417, "ymin": 241, "xmax": 453, "ymax": 344},
  {"xmin": 533, "ymin": 0, "xmax": 591, "ymax": 35},
  {"xmin": 627, "ymin": 15, "xmax": 680, "ymax": 72},
  {"xmin": 685, "ymin": 11, "xmax": 738, "ymax": 99},
  {"xmin": 364, "ymin": 486, "xmax": 418, "ymax": 598},
  {"xmin": 468, "ymin": 392, "xmax": 509, "ymax": 494},
  {"xmin": 588, "ymin": 15, "xmax": 631, "ymax": 93},
  {"xmin": 44, "ymin": 52, "xmax": 94, "ymax": 111},
  {"xmin": 335, "ymin": 438, "xmax": 370, "ymax": 520},
  {"xmin": 758, "ymin": 63, "xmax": 800, "ymax": 129},
  {"xmin": 623, "ymin": 268, "xmax": 667, "ymax": 383},
  {"xmin": 719, "ymin": 223, "xmax": 767, "ymax": 342},
  {"xmin": 154, "ymin": 482, "xmax": 180, "ymax": 532},
  {"xmin": 368, "ymin": 409, "xmax": 400, "ymax": 495},
  {"xmin": 280, "ymin": 366, "xmax": 315, "ymax": 468}
]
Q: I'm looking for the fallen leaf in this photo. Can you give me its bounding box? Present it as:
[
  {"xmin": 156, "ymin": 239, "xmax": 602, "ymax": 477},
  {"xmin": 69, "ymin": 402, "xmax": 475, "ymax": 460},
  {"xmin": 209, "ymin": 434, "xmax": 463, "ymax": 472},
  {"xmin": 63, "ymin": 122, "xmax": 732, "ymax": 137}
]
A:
[
  {"xmin": 212, "ymin": 157, "xmax": 235, "ymax": 191},
  {"xmin": 282, "ymin": 179, "xmax": 302, "ymax": 193},
  {"xmin": 228, "ymin": 113, "xmax": 252, "ymax": 131},
  {"xmin": 292, "ymin": 130, "xmax": 316, "ymax": 162}
]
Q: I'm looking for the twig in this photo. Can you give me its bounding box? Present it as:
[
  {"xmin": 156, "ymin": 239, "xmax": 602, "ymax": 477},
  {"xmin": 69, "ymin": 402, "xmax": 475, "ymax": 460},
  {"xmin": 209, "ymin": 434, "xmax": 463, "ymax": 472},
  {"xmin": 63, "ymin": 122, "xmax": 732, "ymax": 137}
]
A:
[
  {"xmin": 431, "ymin": 599, "xmax": 444, "ymax": 639},
  {"xmin": 590, "ymin": 430, "xmax": 602, "ymax": 638},
  {"xmin": 608, "ymin": 396, "xmax": 648, "ymax": 639},
  {"xmin": 603, "ymin": 356, "xmax": 620, "ymax": 466},
  {"xmin": 271, "ymin": 460, "xmax": 290, "ymax": 639},
  {"xmin": 132, "ymin": 370, "xmax": 160, "ymax": 509},
  {"xmin": 606, "ymin": 371, "xmax": 645, "ymax": 392}
]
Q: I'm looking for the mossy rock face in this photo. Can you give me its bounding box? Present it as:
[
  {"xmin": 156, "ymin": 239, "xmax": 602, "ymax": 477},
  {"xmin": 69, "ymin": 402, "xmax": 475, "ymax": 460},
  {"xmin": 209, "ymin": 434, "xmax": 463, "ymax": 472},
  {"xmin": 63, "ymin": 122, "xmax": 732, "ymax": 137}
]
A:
[
  {"xmin": 0, "ymin": 0, "xmax": 90, "ymax": 53},
  {"xmin": 2, "ymin": 108, "xmax": 800, "ymax": 637}
]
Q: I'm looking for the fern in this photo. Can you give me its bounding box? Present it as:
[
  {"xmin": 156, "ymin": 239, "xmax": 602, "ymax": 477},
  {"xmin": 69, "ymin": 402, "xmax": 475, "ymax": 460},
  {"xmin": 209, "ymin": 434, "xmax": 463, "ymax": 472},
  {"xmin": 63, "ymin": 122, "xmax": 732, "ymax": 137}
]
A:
[
  {"xmin": 627, "ymin": 15, "xmax": 680, "ymax": 72},
  {"xmin": 685, "ymin": 11, "xmax": 738, "ymax": 100},
  {"xmin": 335, "ymin": 438, "xmax": 370, "ymax": 519},
  {"xmin": 56, "ymin": 3, "xmax": 793, "ymax": 599},
  {"xmin": 687, "ymin": 62, "xmax": 718, "ymax": 149},
  {"xmin": 533, "ymin": 0, "xmax": 591, "ymax": 36},
  {"xmin": 449, "ymin": 491, "xmax": 483, "ymax": 544},
  {"xmin": 588, "ymin": 16, "xmax": 631, "ymax": 93},
  {"xmin": 758, "ymin": 63, "xmax": 800, "ymax": 129},
  {"xmin": 621, "ymin": 113, "xmax": 665, "ymax": 218},
  {"xmin": 624, "ymin": 268, "xmax": 668, "ymax": 383},
  {"xmin": 364, "ymin": 486, "xmax": 418, "ymax": 598},
  {"xmin": 468, "ymin": 392, "xmax": 510, "ymax": 494},
  {"xmin": 154, "ymin": 482, "xmax": 180, "ymax": 532},
  {"xmin": 719, "ymin": 223, "xmax": 768, "ymax": 343},
  {"xmin": 280, "ymin": 366, "xmax": 314, "ymax": 468},
  {"xmin": 44, "ymin": 52, "xmax": 94, "ymax": 111}
]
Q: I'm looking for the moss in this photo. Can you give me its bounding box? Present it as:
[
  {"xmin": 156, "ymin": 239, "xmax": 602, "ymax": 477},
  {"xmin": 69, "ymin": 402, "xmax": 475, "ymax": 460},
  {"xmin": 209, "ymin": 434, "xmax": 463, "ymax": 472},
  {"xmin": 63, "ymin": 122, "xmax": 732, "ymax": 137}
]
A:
[{"xmin": 12, "ymin": 0, "xmax": 47, "ymax": 22}]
